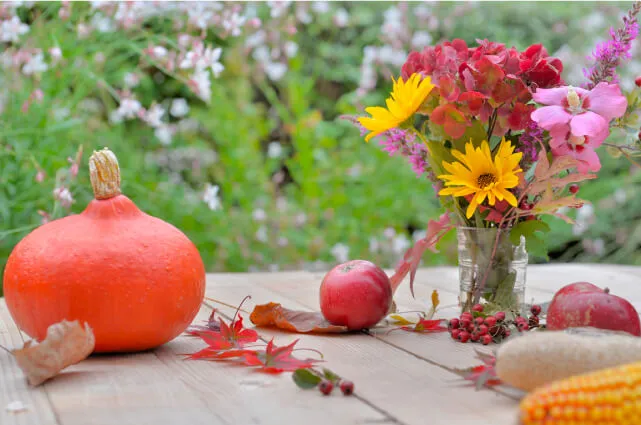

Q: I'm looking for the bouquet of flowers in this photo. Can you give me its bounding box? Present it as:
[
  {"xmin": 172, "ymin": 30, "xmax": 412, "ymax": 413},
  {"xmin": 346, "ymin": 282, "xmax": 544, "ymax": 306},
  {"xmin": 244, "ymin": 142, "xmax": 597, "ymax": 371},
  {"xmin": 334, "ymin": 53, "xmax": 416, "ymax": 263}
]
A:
[{"xmin": 351, "ymin": 2, "xmax": 641, "ymax": 314}]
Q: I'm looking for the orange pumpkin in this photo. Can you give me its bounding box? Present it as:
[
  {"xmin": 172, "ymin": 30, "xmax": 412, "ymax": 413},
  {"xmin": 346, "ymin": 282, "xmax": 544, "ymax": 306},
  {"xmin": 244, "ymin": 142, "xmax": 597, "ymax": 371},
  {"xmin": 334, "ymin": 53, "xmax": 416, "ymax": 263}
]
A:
[{"xmin": 3, "ymin": 148, "xmax": 206, "ymax": 353}]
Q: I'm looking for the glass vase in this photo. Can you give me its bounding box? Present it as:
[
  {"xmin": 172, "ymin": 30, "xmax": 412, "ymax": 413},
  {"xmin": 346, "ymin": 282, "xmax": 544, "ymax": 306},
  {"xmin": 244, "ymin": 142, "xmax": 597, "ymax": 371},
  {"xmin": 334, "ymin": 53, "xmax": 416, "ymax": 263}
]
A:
[{"xmin": 457, "ymin": 226, "xmax": 527, "ymax": 315}]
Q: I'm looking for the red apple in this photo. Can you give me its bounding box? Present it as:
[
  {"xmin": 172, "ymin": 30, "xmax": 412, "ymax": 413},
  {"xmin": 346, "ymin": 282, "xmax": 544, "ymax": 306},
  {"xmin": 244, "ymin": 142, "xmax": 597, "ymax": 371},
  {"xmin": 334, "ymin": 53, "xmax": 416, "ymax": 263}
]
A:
[
  {"xmin": 319, "ymin": 260, "xmax": 392, "ymax": 330},
  {"xmin": 546, "ymin": 282, "xmax": 641, "ymax": 336}
]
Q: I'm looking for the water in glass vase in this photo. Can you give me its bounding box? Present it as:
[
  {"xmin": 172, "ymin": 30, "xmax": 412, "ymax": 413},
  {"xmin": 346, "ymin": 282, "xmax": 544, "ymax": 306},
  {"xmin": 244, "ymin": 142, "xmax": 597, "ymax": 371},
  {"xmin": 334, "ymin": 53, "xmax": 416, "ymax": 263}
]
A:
[{"xmin": 457, "ymin": 226, "xmax": 527, "ymax": 315}]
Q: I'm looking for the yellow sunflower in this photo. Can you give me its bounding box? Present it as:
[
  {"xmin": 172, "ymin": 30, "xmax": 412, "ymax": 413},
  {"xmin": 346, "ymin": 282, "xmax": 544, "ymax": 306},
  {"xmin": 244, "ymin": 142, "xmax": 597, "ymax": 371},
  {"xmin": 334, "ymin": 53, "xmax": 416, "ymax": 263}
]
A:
[
  {"xmin": 438, "ymin": 139, "xmax": 523, "ymax": 219},
  {"xmin": 358, "ymin": 73, "xmax": 435, "ymax": 142}
]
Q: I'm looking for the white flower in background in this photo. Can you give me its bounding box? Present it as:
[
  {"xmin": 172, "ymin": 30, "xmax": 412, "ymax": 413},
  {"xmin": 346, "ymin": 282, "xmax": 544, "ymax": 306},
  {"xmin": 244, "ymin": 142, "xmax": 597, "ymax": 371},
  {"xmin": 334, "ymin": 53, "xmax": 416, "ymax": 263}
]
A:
[
  {"xmin": 296, "ymin": 6, "xmax": 312, "ymax": 24},
  {"xmin": 170, "ymin": 98, "xmax": 190, "ymax": 117},
  {"xmin": 116, "ymin": 98, "xmax": 142, "ymax": 120},
  {"xmin": 94, "ymin": 52, "xmax": 106, "ymax": 64},
  {"xmin": 22, "ymin": 53, "xmax": 48, "ymax": 75},
  {"xmin": 203, "ymin": 183, "xmax": 222, "ymax": 211},
  {"xmin": 109, "ymin": 109, "xmax": 123, "ymax": 124},
  {"xmin": 223, "ymin": 12, "xmax": 246, "ymax": 37},
  {"xmin": 369, "ymin": 237, "xmax": 380, "ymax": 253},
  {"xmin": 178, "ymin": 34, "xmax": 191, "ymax": 48},
  {"xmin": 383, "ymin": 227, "xmax": 396, "ymax": 239},
  {"xmin": 152, "ymin": 46, "xmax": 168, "ymax": 58},
  {"xmin": 53, "ymin": 107, "xmax": 70, "ymax": 121},
  {"xmin": 154, "ymin": 125, "xmax": 173, "ymax": 145},
  {"xmin": 252, "ymin": 208, "xmax": 267, "ymax": 222},
  {"xmin": 383, "ymin": 6, "xmax": 403, "ymax": 34},
  {"xmin": 392, "ymin": 234, "xmax": 410, "ymax": 255},
  {"xmin": 53, "ymin": 187, "xmax": 73, "ymax": 208},
  {"xmin": 311, "ymin": 1, "xmax": 330, "ymax": 14},
  {"xmin": 573, "ymin": 203, "xmax": 595, "ymax": 236},
  {"xmin": 378, "ymin": 45, "xmax": 407, "ymax": 66},
  {"xmin": 252, "ymin": 46, "xmax": 270, "ymax": 62},
  {"xmin": 123, "ymin": 72, "xmax": 140, "ymax": 88},
  {"xmin": 48, "ymin": 46, "xmax": 63, "ymax": 63},
  {"xmin": 255, "ymin": 225, "xmax": 268, "ymax": 242},
  {"xmin": 144, "ymin": 103, "xmax": 165, "ymax": 127},
  {"xmin": 294, "ymin": 212, "xmax": 307, "ymax": 226},
  {"xmin": 92, "ymin": 12, "xmax": 116, "ymax": 33},
  {"xmin": 330, "ymin": 243, "xmax": 350, "ymax": 263},
  {"xmin": 267, "ymin": 142, "xmax": 283, "ymax": 158},
  {"xmin": 593, "ymin": 238, "xmax": 605, "ymax": 255},
  {"xmin": 190, "ymin": 69, "xmax": 212, "ymax": 101},
  {"xmin": 265, "ymin": 62, "xmax": 287, "ymax": 81},
  {"xmin": 1, "ymin": 16, "xmax": 29, "ymax": 43},
  {"xmin": 411, "ymin": 31, "xmax": 432, "ymax": 49},
  {"xmin": 277, "ymin": 236, "xmax": 288, "ymax": 247},
  {"xmin": 333, "ymin": 8, "xmax": 349, "ymax": 27},
  {"xmin": 347, "ymin": 164, "xmax": 362, "ymax": 178},
  {"xmin": 284, "ymin": 41, "xmax": 299, "ymax": 58},
  {"xmin": 414, "ymin": 4, "xmax": 431, "ymax": 19},
  {"xmin": 77, "ymin": 23, "xmax": 91, "ymax": 39},
  {"xmin": 614, "ymin": 188, "xmax": 627, "ymax": 204},
  {"xmin": 181, "ymin": 45, "xmax": 224, "ymax": 77},
  {"xmin": 203, "ymin": 46, "xmax": 224, "ymax": 77},
  {"xmin": 245, "ymin": 30, "xmax": 266, "ymax": 48},
  {"xmin": 268, "ymin": 1, "xmax": 291, "ymax": 18}
]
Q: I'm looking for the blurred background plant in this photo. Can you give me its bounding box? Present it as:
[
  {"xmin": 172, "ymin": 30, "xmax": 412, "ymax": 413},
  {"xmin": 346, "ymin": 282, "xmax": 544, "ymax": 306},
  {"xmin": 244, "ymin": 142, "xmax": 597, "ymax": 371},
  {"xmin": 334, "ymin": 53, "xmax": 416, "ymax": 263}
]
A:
[{"xmin": 2, "ymin": 1, "xmax": 641, "ymax": 292}]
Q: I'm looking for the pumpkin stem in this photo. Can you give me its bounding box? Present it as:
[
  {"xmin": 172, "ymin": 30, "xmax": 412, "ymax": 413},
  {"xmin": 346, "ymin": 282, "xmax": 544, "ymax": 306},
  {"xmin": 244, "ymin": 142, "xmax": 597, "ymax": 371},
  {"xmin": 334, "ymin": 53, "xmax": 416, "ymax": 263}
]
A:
[{"xmin": 89, "ymin": 148, "xmax": 121, "ymax": 200}]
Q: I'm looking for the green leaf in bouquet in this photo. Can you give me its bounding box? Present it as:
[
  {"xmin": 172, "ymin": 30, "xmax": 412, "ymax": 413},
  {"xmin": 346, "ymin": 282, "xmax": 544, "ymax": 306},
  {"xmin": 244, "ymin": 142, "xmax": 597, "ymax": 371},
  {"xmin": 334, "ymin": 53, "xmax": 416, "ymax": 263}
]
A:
[
  {"xmin": 509, "ymin": 220, "xmax": 551, "ymax": 260},
  {"xmin": 492, "ymin": 271, "xmax": 517, "ymax": 309}
]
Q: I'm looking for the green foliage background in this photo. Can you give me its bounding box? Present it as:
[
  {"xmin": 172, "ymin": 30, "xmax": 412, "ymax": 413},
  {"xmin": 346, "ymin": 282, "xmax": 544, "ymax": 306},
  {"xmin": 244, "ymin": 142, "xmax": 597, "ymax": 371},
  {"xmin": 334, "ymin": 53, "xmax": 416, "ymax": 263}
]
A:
[{"xmin": 1, "ymin": 1, "xmax": 640, "ymax": 296}]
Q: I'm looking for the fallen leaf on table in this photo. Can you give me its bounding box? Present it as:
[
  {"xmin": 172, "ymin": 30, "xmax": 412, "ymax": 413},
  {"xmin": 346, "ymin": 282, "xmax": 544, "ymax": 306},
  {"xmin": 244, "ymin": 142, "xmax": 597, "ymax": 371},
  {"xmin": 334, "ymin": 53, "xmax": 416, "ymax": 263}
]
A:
[
  {"xmin": 242, "ymin": 339, "xmax": 320, "ymax": 373},
  {"xmin": 425, "ymin": 289, "xmax": 440, "ymax": 320},
  {"xmin": 400, "ymin": 318, "xmax": 448, "ymax": 333},
  {"xmin": 185, "ymin": 309, "xmax": 221, "ymax": 335},
  {"xmin": 13, "ymin": 320, "xmax": 95, "ymax": 386},
  {"xmin": 387, "ymin": 314, "xmax": 416, "ymax": 326},
  {"xmin": 456, "ymin": 350, "xmax": 502, "ymax": 390},
  {"xmin": 250, "ymin": 302, "xmax": 349, "ymax": 333},
  {"xmin": 186, "ymin": 314, "xmax": 259, "ymax": 359}
]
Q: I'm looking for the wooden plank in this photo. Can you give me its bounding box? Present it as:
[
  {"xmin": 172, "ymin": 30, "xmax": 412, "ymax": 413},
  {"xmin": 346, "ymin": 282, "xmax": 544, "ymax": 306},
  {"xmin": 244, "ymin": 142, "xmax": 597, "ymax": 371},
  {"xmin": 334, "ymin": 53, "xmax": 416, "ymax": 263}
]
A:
[
  {"xmin": 0, "ymin": 300, "xmax": 58, "ymax": 425},
  {"xmin": 152, "ymin": 307, "xmax": 392, "ymax": 425},
  {"xmin": 204, "ymin": 278, "xmax": 520, "ymax": 425}
]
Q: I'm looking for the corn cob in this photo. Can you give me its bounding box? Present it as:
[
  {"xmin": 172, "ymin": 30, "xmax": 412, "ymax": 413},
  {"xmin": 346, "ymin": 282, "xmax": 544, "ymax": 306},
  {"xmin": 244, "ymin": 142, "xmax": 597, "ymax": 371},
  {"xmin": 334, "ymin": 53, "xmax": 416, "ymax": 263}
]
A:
[{"xmin": 519, "ymin": 361, "xmax": 641, "ymax": 425}]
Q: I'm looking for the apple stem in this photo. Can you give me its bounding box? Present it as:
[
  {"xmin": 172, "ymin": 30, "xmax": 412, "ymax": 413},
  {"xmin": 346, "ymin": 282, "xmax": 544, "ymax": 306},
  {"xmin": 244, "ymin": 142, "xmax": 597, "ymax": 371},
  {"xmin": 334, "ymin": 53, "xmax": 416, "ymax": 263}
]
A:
[{"xmin": 604, "ymin": 287, "xmax": 611, "ymax": 294}]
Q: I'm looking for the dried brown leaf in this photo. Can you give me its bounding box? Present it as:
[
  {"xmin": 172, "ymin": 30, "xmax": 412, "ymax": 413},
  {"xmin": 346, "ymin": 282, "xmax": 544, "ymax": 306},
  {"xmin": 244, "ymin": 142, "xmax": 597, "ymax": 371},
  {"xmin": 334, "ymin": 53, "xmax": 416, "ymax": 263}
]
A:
[
  {"xmin": 528, "ymin": 172, "xmax": 597, "ymax": 196},
  {"xmin": 13, "ymin": 320, "xmax": 95, "ymax": 386},
  {"xmin": 250, "ymin": 303, "xmax": 349, "ymax": 333}
]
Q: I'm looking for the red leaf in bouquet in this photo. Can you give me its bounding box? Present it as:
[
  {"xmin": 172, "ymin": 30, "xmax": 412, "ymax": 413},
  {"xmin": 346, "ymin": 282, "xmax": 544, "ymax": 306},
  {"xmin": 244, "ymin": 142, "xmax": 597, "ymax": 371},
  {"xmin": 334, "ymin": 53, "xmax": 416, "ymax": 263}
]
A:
[
  {"xmin": 249, "ymin": 302, "xmax": 349, "ymax": 334},
  {"xmin": 519, "ymin": 44, "xmax": 563, "ymax": 88},
  {"xmin": 431, "ymin": 104, "xmax": 469, "ymax": 139},
  {"xmin": 438, "ymin": 75, "xmax": 460, "ymax": 102},
  {"xmin": 242, "ymin": 339, "xmax": 319, "ymax": 374},
  {"xmin": 458, "ymin": 91, "xmax": 485, "ymax": 116},
  {"xmin": 473, "ymin": 57, "xmax": 505, "ymax": 95},
  {"xmin": 484, "ymin": 200, "xmax": 510, "ymax": 224},
  {"xmin": 401, "ymin": 318, "xmax": 448, "ymax": 333},
  {"xmin": 471, "ymin": 39, "xmax": 506, "ymax": 60},
  {"xmin": 506, "ymin": 102, "xmax": 535, "ymax": 131},
  {"xmin": 390, "ymin": 213, "xmax": 452, "ymax": 296},
  {"xmin": 501, "ymin": 47, "xmax": 521, "ymax": 75}
]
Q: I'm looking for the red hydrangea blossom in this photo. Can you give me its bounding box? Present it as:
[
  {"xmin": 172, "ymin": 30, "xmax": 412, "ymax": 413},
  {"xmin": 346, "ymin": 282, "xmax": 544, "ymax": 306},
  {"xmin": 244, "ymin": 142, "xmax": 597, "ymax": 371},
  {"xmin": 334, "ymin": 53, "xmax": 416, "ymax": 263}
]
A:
[{"xmin": 400, "ymin": 39, "xmax": 564, "ymax": 139}]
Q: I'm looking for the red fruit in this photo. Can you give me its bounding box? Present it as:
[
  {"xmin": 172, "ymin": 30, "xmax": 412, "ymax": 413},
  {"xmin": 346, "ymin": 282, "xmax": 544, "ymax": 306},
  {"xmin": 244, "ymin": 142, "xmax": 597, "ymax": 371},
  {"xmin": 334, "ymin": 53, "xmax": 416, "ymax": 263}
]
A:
[
  {"xmin": 489, "ymin": 325, "xmax": 502, "ymax": 336},
  {"xmin": 504, "ymin": 329, "xmax": 511, "ymax": 337},
  {"xmin": 546, "ymin": 282, "xmax": 641, "ymax": 336},
  {"xmin": 460, "ymin": 319, "xmax": 471, "ymax": 329},
  {"xmin": 530, "ymin": 305, "xmax": 542, "ymax": 316},
  {"xmin": 636, "ymin": 76, "xmax": 641, "ymax": 87},
  {"xmin": 470, "ymin": 332, "xmax": 480, "ymax": 342},
  {"xmin": 451, "ymin": 329, "xmax": 461, "ymax": 340},
  {"xmin": 474, "ymin": 317, "xmax": 485, "ymax": 326},
  {"xmin": 516, "ymin": 316, "xmax": 527, "ymax": 324},
  {"xmin": 529, "ymin": 315, "xmax": 540, "ymax": 327},
  {"xmin": 494, "ymin": 312, "xmax": 506, "ymax": 321},
  {"xmin": 319, "ymin": 260, "xmax": 392, "ymax": 330},
  {"xmin": 517, "ymin": 322, "xmax": 529, "ymax": 331},
  {"xmin": 458, "ymin": 331, "xmax": 470, "ymax": 343},
  {"xmin": 478, "ymin": 324, "xmax": 489, "ymax": 335},
  {"xmin": 319, "ymin": 380, "xmax": 333, "ymax": 395},
  {"xmin": 481, "ymin": 334, "xmax": 492, "ymax": 345},
  {"xmin": 449, "ymin": 318, "xmax": 460, "ymax": 329},
  {"xmin": 568, "ymin": 184, "xmax": 579, "ymax": 194},
  {"xmin": 460, "ymin": 312, "xmax": 473, "ymax": 321},
  {"xmin": 340, "ymin": 380, "xmax": 354, "ymax": 396},
  {"xmin": 520, "ymin": 201, "xmax": 533, "ymax": 210},
  {"xmin": 484, "ymin": 316, "xmax": 497, "ymax": 327},
  {"xmin": 472, "ymin": 304, "xmax": 484, "ymax": 312}
]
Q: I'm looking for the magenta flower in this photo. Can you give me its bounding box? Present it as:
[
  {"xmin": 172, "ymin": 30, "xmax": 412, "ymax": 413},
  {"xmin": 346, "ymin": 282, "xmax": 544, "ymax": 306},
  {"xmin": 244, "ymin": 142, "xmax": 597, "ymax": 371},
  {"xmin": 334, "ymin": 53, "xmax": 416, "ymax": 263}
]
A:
[{"xmin": 530, "ymin": 82, "xmax": 627, "ymax": 172}]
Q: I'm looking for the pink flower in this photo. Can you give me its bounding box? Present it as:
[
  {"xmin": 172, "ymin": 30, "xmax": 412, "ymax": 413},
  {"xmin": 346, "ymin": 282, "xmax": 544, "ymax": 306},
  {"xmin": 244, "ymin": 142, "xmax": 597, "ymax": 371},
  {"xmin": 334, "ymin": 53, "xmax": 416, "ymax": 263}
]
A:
[{"xmin": 531, "ymin": 82, "xmax": 627, "ymax": 172}]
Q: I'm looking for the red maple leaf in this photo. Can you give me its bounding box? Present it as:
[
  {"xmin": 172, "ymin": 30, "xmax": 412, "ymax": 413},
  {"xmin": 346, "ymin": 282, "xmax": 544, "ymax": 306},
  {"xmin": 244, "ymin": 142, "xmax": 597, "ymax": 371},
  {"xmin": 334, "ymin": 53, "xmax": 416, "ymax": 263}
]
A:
[
  {"xmin": 242, "ymin": 339, "xmax": 319, "ymax": 374},
  {"xmin": 187, "ymin": 347, "xmax": 257, "ymax": 361},
  {"xmin": 186, "ymin": 314, "xmax": 259, "ymax": 360},
  {"xmin": 401, "ymin": 318, "xmax": 448, "ymax": 333},
  {"xmin": 458, "ymin": 350, "xmax": 502, "ymax": 390}
]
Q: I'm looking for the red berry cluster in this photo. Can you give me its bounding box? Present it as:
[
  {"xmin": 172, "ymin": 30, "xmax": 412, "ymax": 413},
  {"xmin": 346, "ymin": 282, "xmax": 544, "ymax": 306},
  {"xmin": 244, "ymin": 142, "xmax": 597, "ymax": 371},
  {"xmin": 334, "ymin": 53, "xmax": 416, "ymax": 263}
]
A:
[
  {"xmin": 319, "ymin": 379, "xmax": 354, "ymax": 396},
  {"xmin": 448, "ymin": 304, "xmax": 542, "ymax": 344}
]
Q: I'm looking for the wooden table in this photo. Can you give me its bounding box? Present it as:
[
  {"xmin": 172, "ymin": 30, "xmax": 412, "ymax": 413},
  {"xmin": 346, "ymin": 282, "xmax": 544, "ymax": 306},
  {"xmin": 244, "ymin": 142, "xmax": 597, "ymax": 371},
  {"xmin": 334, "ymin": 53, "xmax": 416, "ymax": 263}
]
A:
[{"xmin": 1, "ymin": 264, "xmax": 640, "ymax": 425}]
